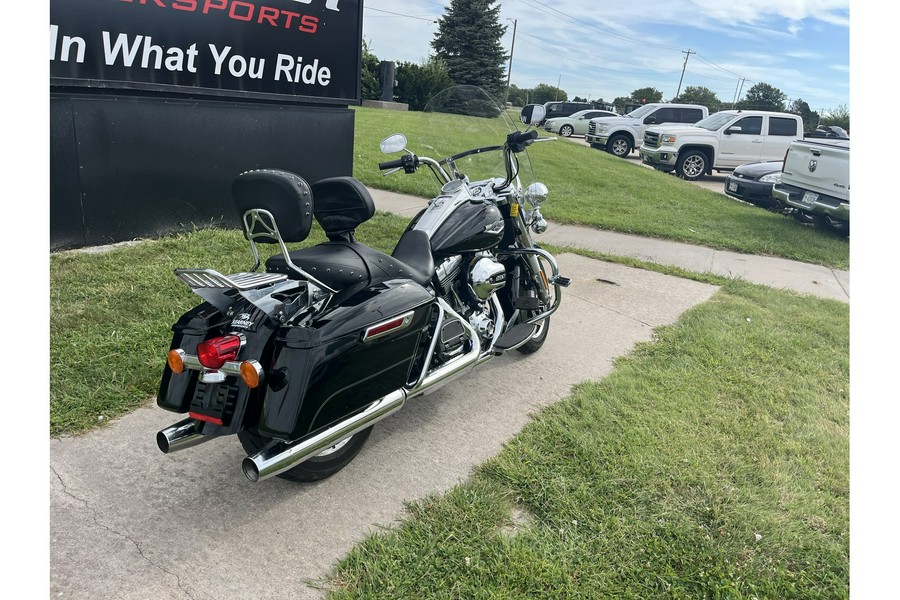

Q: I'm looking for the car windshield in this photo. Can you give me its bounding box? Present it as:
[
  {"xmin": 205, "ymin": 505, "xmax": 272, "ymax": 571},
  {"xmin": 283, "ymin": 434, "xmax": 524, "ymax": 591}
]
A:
[
  {"xmin": 624, "ymin": 104, "xmax": 655, "ymax": 119},
  {"xmin": 694, "ymin": 112, "xmax": 736, "ymax": 131},
  {"xmin": 568, "ymin": 110, "xmax": 590, "ymax": 119}
]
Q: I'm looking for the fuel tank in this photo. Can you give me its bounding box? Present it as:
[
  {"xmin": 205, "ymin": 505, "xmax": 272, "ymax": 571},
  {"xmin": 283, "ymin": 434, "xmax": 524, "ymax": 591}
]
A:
[{"xmin": 410, "ymin": 179, "xmax": 505, "ymax": 257}]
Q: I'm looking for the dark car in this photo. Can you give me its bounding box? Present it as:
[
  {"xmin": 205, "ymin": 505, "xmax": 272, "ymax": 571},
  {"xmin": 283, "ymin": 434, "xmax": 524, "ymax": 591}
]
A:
[
  {"xmin": 804, "ymin": 125, "xmax": 849, "ymax": 140},
  {"xmin": 539, "ymin": 101, "xmax": 613, "ymax": 125},
  {"xmin": 724, "ymin": 161, "xmax": 783, "ymax": 209}
]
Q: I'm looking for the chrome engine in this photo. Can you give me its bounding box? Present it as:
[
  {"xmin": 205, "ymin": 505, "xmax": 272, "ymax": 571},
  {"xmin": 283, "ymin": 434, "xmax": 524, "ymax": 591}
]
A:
[{"xmin": 468, "ymin": 256, "xmax": 506, "ymax": 300}]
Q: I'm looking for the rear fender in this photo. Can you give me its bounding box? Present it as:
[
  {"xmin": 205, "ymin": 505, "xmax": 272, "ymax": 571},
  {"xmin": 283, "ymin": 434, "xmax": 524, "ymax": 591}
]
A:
[{"xmin": 157, "ymin": 302, "xmax": 279, "ymax": 435}]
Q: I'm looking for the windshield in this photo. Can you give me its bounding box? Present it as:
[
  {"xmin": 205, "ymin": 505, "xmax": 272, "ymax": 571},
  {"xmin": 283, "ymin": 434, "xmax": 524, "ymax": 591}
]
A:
[
  {"xmin": 624, "ymin": 104, "xmax": 655, "ymax": 119},
  {"xmin": 418, "ymin": 85, "xmax": 535, "ymax": 188},
  {"xmin": 694, "ymin": 112, "xmax": 737, "ymax": 131}
]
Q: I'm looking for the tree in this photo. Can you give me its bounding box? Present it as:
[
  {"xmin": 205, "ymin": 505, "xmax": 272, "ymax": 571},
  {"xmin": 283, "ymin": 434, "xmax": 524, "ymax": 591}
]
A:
[
  {"xmin": 360, "ymin": 39, "xmax": 381, "ymax": 100},
  {"xmin": 431, "ymin": 0, "xmax": 507, "ymax": 97},
  {"xmin": 506, "ymin": 84, "xmax": 527, "ymax": 107},
  {"xmin": 529, "ymin": 83, "xmax": 567, "ymax": 104},
  {"xmin": 737, "ymin": 82, "xmax": 786, "ymax": 112},
  {"xmin": 788, "ymin": 98, "xmax": 821, "ymax": 133},
  {"xmin": 394, "ymin": 57, "xmax": 454, "ymax": 111},
  {"xmin": 671, "ymin": 86, "xmax": 721, "ymax": 113},
  {"xmin": 630, "ymin": 87, "xmax": 663, "ymax": 105},
  {"xmin": 820, "ymin": 104, "xmax": 850, "ymax": 133}
]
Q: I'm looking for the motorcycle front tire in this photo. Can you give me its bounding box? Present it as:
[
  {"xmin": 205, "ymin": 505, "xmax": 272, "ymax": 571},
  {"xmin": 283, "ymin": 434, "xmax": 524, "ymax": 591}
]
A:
[
  {"xmin": 238, "ymin": 426, "xmax": 373, "ymax": 483},
  {"xmin": 516, "ymin": 315, "xmax": 550, "ymax": 354}
]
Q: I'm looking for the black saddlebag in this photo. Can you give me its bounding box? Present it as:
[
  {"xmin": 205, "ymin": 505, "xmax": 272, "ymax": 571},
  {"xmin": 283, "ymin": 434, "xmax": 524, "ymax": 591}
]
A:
[{"xmin": 256, "ymin": 280, "xmax": 434, "ymax": 440}]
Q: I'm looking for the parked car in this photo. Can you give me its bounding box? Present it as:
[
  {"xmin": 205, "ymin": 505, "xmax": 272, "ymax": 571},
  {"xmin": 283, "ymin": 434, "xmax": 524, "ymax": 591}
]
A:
[
  {"xmin": 804, "ymin": 125, "xmax": 849, "ymax": 140},
  {"xmin": 724, "ymin": 161, "xmax": 783, "ymax": 209},
  {"xmin": 539, "ymin": 101, "xmax": 613, "ymax": 125},
  {"xmin": 543, "ymin": 109, "xmax": 618, "ymax": 137}
]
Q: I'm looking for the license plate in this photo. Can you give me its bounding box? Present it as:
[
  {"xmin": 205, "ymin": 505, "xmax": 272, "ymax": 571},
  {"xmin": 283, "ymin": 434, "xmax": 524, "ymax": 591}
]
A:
[
  {"xmin": 801, "ymin": 191, "xmax": 819, "ymax": 205},
  {"xmin": 728, "ymin": 182, "xmax": 738, "ymax": 192}
]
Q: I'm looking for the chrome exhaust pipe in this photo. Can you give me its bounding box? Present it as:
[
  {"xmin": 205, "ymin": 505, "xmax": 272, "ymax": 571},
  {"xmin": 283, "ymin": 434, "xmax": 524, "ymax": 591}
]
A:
[
  {"xmin": 157, "ymin": 418, "xmax": 213, "ymax": 454},
  {"xmin": 242, "ymin": 389, "xmax": 407, "ymax": 483},
  {"xmin": 406, "ymin": 298, "xmax": 482, "ymax": 399}
]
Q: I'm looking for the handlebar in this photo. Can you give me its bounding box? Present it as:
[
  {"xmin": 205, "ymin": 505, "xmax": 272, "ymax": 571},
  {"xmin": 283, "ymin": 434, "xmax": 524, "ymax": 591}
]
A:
[
  {"xmin": 507, "ymin": 129, "xmax": 538, "ymax": 153},
  {"xmin": 378, "ymin": 157, "xmax": 405, "ymax": 170},
  {"xmin": 378, "ymin": 129, "xmax": 554, "ymax": 184}
]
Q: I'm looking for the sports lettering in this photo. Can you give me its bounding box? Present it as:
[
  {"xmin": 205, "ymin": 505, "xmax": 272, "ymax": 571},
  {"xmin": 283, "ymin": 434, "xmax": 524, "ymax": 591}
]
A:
[{"xmin": 116, "ymin": 0, "xmax": 334, "ymax": 33}]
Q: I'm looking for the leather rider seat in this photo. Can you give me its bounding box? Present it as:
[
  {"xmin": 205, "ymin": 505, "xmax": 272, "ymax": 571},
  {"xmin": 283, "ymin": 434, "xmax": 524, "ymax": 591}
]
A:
[{"xmin": 261, "ymin": 176, "xmax": 435, "ymax": 290}]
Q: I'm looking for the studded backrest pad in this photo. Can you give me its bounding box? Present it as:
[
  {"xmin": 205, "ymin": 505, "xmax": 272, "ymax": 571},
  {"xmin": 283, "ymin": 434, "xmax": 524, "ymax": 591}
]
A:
[
  {"xmin": 232, "ymin": 169, "xmax": 314, "ymax": 243},
  {"xmin": 311, "ymin": 177, "xmax": 375, "ymax": 239}
]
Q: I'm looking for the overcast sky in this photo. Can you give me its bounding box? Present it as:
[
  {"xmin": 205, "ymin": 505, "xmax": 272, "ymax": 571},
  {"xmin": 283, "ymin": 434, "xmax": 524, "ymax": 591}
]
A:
[{"xmin": 362, "ymin": 0, "xmax": 851, "ymax": 113}]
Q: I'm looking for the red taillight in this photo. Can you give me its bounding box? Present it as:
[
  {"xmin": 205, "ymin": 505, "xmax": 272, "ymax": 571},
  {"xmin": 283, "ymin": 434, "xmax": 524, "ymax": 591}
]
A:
[{"xmin": 196, "ymin": 335, "xmax": 242, "ymax": 370}]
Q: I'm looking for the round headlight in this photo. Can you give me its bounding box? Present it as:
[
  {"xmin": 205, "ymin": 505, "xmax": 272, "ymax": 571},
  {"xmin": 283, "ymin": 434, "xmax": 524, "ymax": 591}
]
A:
[{"xmin": 525, "ymin": 182, "xmax": 549, "ymax": 207}]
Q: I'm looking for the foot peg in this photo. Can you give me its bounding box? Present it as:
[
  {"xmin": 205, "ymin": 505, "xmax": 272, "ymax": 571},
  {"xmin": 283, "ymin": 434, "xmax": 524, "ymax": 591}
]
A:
[
  {"xmin": 494, "ymin": 323, "xmax": 537, "ymax": 354},
  {"xmin": 551, "ymin": 275, "xmax": 571, "ymax": 287}
]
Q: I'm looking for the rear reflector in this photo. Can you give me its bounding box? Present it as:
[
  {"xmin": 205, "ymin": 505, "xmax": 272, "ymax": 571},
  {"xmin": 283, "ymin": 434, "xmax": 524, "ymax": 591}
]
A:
[
  {"xmin": 189, "ymin": 412, "xmax": 223, "ymax": 426},
  {"xmin": 363, "ymin": 311, "xmax": 414, "ymax": 342}
]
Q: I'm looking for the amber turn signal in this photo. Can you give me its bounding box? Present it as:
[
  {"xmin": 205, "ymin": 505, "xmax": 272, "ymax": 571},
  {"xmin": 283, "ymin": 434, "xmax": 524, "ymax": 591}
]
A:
[
  {"xmin": 167, "ymin": 349, "xmax": 185, "ymax": 374},
  {"xmin": 240, "ymin": 360, "xmax": 263, "ymax": 388}
]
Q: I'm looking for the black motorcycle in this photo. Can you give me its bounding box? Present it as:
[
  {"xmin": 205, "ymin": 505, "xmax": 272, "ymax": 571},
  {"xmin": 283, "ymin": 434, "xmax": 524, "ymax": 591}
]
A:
[{"xmin": 155, "ymin": 87, "xmax": 569, "ymax": 483}]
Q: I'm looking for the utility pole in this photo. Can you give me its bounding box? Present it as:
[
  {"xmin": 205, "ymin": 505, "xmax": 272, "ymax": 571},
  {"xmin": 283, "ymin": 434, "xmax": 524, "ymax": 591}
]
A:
[
  {"xmin": 675, "ymin": 49, "xmax": 695, "ymax": 99},
  {"xmin": 732, "ymin": 77, "xmax": 745, "ymax": 108},
  {"xmin": 504, "ymin": 19, "xmax": 517, "ymax": 106},
  {"xmin": 556, "ymin": 74, "xmax": 561, "ymax": 101}
]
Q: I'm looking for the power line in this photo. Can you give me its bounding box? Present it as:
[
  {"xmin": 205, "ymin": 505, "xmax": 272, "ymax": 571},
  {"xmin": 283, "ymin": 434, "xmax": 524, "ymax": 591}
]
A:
[
  {"xmin": 516, "ymin": 0, "xmax": 685, "ymax": 53},
  {"xmin": 363, "ymin": 6, "xmax": 437, "ymax": 23},
  {"xmin": 517, "ymin": 32, "xmax": 680, "ymax": 77}
]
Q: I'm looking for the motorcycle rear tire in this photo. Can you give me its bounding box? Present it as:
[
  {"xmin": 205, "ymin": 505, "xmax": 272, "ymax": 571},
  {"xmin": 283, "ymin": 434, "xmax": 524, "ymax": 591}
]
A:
[{"xmin": 238, "ymin": 427, "xmax": 373, "ymax": 483}]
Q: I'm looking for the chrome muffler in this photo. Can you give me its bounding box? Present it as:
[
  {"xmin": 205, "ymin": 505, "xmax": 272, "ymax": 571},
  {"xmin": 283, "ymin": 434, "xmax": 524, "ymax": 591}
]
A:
[
  {"xmin": 242, "ymin": 389, "xmax": 407, "ymax": 483},
  {"xmin": 157, "ymin": 418, "xmax": 214, "ymax": 454}
]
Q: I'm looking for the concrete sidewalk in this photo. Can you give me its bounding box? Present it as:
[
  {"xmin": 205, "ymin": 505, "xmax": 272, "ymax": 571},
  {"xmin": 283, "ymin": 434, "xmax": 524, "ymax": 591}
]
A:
[{"xmin": 368, "ymin": 188, "xmax": 850, "ymax": 303}]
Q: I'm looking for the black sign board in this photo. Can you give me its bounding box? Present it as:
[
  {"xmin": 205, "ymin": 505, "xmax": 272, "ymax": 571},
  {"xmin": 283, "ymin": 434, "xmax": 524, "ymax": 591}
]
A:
[{"xmin": 50, "ymin": 0, "xmax": 362, "ymax": 104}]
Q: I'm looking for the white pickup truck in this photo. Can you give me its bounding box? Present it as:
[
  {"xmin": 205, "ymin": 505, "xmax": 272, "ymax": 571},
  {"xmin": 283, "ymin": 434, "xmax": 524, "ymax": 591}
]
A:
[
  {"xmin": 773, "ymin": 139, "xmax": 850, "ymax": 235},
  {"xmin": 584, "ymin": 103, "xmax": 708, "ymax": 158},
  {"xmin": 639, "ymin": 110, "xmax": 804, "ymax": 181}
]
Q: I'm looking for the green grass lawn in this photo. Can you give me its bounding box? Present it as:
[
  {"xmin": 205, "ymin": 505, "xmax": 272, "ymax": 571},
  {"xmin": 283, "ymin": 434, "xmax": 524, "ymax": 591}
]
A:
[
  {"xmin": 352, "ymin": 106, "xmax": 849, "ymax": 270},
  {"xmin": 327, "ymin": 280, "xmax": 849, "ymax": 599}
]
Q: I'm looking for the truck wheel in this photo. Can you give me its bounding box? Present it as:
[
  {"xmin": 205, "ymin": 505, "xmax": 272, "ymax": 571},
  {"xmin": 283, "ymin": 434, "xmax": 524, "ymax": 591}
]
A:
[
  {"xmin": 676, "ymin": 150, "xmax": 707, "ymax": 181},
  {"xmin": 559, "ymin": 124, "xmax": 574, "ymax": 137},
  {"xmin": 812, "ymin": 214, "xmax": 850, "ymax": 237},
  {"xmin": 606, "ymin": 134, "xmax": 632, "ymax": 157}
]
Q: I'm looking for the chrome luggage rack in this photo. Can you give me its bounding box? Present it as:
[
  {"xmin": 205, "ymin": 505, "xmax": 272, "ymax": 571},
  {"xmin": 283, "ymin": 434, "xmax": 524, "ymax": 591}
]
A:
[
  {"xmin": 174, "ymin": 267, "xmax": 308, "ymax": 322},
  {"xmin": 175, "ymin": 269, "xmax": 288, "ymax": 291}
]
